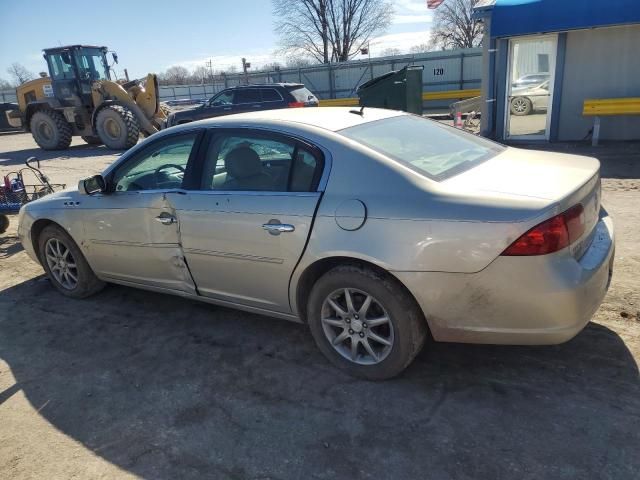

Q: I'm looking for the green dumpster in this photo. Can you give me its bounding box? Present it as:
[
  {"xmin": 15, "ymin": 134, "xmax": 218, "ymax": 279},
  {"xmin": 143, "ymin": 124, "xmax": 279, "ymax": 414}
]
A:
[{"xmin": 356, "ymin": 65, "xmax": 423, "ymax": 114}]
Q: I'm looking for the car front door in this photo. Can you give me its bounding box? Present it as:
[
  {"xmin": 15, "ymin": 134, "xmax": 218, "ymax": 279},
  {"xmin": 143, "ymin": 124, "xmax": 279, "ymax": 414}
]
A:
[
  {"xmin": 194, "ymin": 90, "xmax": 235, "ymax": 120},
  {"xmin": 80, "ymin": 131, "xmax": 202, "ymax": 293},
  {"xmin": 168, "ymin": 128, "xmax": 326, "ymax": 313}
]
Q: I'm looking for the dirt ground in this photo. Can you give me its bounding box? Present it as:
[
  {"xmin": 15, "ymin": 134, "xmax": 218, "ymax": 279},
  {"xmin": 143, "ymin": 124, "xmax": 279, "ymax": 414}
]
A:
[{"xmin": 1, "ymin": 131, "xmax": 639, "ymax": 480}]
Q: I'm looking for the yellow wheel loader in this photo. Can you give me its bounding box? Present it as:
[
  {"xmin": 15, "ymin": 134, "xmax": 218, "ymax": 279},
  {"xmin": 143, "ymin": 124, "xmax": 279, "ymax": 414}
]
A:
[{"xmin": 6, "ymin": 45, "xmax": 167, "ymax": 150}]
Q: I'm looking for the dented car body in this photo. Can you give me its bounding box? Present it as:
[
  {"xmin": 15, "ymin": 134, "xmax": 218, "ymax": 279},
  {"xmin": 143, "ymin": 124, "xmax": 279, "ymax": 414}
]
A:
[{"xmin": 17, "ymin": 108, "xmax": 615, "ymax": 378}]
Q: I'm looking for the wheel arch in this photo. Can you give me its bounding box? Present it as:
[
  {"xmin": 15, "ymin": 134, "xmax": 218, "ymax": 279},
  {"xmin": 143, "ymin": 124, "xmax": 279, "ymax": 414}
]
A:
[
  {"xmin": 293, "ymin": 256, "xmax": 427, "ymax": 329},
  {"xmin": 30, "ymin": 218, "xmax": 59, "ymax": 263},
  {"xmin": 24, "ymin": 100, "xmax": 62, "ymax": 132}
]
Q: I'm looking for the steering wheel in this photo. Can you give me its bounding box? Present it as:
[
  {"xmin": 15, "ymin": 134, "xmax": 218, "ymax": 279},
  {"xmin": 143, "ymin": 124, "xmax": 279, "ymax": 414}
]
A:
[{"xmin": 154, "ymin": 163, "xmax": 185, "ymax": 187}]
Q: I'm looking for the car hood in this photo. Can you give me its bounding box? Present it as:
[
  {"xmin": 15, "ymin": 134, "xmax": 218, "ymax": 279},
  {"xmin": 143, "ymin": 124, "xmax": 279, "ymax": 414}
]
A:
[{"xmin": 442, "ymin": 147, "xmax": 600, "ymax": 202}]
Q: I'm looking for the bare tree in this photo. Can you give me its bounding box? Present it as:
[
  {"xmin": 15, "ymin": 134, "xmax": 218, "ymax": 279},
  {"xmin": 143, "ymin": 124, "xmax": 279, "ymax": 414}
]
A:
[
  {"xmin": 161, "ymin": 65, "xmax": 190, "ymax": 85},
  {"xmin": 430, "ymin": 0, "xmax": 483, "ymax": 49},
  {"xmin": 273, "ymin": 0, "xmax": 393, "ymax": 63},
  {"xmin": 0, "ymin": 78, "xmax": 13, "ymax": 90},
  {"xmin": 382, "ymin": 47, "xmax": 401, "ymax": 57},
  {"xmin": 286, "ymin": 56, "xmax": 313, "ymax": 68},
  {"xmin": 191, "ymin": 65, "xmax": 209, "ymax": 83},
  {"xmin": 7, "ymin": 63, "xmax": 34, "ymax": 86},
  {"xmin": 410, "ymin": 43, "xmax": 435, "ymax": 54}
]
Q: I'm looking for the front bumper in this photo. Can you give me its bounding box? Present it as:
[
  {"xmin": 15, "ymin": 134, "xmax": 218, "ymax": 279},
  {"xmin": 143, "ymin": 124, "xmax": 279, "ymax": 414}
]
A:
[
  {"xmin": 16, "ymin": 207, "xmax": 40, "ymax": 264},
  {"xmin": 393, "ymin": 212, "xmax": 615, "ymax": 345}
]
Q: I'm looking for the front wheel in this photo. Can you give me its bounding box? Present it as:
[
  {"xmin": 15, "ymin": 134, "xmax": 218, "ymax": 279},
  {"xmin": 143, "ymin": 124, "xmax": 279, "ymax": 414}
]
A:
[
  {"xmin": 38, "ymin": 225, "xmax": 105, "ymax": 298},
  {"xmin": 307, "ymin": 265, "xmax": 427, "ymax": 380},
  {"xmin": 0, "ymin": 214, "xmax": 9, "ymax": 234},
  {"xmin": 95, "ymin": 105, "xmax": 140, "ymax": 150}
]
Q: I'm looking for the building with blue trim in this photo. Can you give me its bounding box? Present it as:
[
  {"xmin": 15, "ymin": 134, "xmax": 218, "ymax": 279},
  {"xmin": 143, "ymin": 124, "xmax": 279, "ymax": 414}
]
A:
[{"xmin": 474, "ymin": 0, "xmax": 640, "ymax": 142}]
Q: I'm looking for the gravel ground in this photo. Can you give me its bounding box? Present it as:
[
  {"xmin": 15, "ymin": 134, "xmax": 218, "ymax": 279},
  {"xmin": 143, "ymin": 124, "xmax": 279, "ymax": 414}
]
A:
[{"xmin": 1, "ymin": 132, "xmax": 639, "ymax": 480}]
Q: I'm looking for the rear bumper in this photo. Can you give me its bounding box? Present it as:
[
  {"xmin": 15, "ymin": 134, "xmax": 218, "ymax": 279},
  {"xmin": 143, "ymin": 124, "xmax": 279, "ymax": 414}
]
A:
[{"xmin": 393, "ymin": 212, "xmax": 615, "ymax": 345}]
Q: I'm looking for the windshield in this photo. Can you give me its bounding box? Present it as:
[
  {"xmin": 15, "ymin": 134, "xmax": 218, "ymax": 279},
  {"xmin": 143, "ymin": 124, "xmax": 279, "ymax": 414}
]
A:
[
  {"xmin": 339, "ymin": 115, "xmax": 504, "ymax": 181},
  {"xmin": 75, "ymin": 48, "xmax": 109, "ymax": 81}
]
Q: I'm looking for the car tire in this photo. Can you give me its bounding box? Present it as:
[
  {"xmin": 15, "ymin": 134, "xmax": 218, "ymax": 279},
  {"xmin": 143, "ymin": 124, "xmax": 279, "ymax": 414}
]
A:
[
  {"xmin": 0, "ymin": 214, "xmax": 9, "ymax": 234},
  {"xmin": 38, "ymin": 224, "xmax": 105, "ymax": 299},
  {"xmin": 95, "ymin": 105, "xmax": 139, "ymax": 150},
  {"xmin": 307, "ymin": 265, "xmax": 427, "ymax": 380},
  {"xmin": 30, "ymin": 110, "xmax": 72, "ymax": 150},
  {"xmin": 81, "ymin": 135, "xmax": 103, "ymax": 145},
  {"xmin": 510, "ymin": 97, "xmax": 532, "ymax": 116}
]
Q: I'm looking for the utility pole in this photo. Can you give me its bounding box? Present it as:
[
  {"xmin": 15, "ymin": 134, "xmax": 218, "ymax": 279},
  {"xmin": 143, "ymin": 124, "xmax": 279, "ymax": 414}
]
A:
[
  {"xmin": 242, "ymin": 57, "xmax": 251, "ymax": 85},
  {"xmin": 205, "ymin": 59, "xmax": 213, "ymax": 84},
  {"xmin": 360, "ymin": 42, "xmax": 373, "ymax": 80}
]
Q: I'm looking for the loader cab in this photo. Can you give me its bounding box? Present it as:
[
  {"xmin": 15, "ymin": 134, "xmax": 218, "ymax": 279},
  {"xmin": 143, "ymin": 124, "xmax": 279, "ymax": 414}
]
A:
[{"xmin": 43, "ymin": 45, "xmax": 111, "ymax": 107}]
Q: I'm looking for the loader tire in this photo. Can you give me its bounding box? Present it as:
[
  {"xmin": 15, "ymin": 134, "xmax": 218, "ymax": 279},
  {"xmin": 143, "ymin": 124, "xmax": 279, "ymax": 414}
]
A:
[
  {"xmin": 30, "ymin": 110, "xmax": 72, "ymax": 150},
  {"xmin": 81, "ymin": 135, "xmax": 103, "ymax": 145},
  {"xmin": 95, "ymin": 105, "xmax": 139, "ymax": 150}
]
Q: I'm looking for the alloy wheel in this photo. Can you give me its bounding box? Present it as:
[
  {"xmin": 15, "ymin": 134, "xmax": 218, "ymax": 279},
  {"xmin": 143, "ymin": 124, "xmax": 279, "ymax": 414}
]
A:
[
  {"xmin": 44, "ymin": 238, "xmax": 78, "ymax": 290},
  {"xmin": 321, "ymin": 288, "xmax": 394, "ymax": 365}
]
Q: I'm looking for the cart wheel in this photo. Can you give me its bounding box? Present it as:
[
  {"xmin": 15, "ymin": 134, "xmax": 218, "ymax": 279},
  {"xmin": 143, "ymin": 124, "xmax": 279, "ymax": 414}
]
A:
[{"xmin": 0, "ymin": 215, "xmax": 9, "ymax": 234}]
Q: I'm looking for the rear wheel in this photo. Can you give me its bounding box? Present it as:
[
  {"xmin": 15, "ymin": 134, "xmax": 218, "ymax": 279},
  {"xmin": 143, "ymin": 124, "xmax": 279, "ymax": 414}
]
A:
[
  {"xmin": 30, "ymin": 110, "xmax": 72, "ymax": 150},
  {"xmin": 307, "ymin": 265, "xmax": 427, "ymax": 380},
  {"xmin": 38, "ymin": 225, "xmax": 105, "ymax": 298},
  {"xmin": 510, "ymin": 97, "xmax": 532, "ymax": 116},
  {"xmin": 95, "ymin": 105, "xmax": 139, "ymax": 150},
  {"xmin": 81, "ymin": 135, "xmax": 103, "ymax": 145}
]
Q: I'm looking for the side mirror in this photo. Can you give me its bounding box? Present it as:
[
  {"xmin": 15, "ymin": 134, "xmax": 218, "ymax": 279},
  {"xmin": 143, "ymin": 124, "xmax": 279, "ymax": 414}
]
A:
[
  {"xmin": 78, "ymin": 175, "xmax": 106, "ymax": 195},
  {"xmin": 112, "ymin": 52, "xmax": 118, "ymax": 64}
]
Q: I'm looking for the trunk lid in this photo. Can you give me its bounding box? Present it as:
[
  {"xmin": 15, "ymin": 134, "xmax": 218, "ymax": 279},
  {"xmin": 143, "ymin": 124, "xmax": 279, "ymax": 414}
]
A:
[{"xmin": 443, "ymin": 147, "xmax": 602, "ymax": 258}]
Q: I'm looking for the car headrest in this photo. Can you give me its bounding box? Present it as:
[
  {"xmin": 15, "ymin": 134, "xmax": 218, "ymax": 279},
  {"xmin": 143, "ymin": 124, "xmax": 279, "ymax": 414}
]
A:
[{"xmin": 224, "ymin": 147, "xmax": 262, "ymax": 179}]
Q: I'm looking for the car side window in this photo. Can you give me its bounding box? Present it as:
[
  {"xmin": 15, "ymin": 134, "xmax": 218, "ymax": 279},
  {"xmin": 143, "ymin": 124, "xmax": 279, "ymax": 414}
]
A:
[
  {"xmin": 210, "ymin": 91, "xmax": 234, "ymax": 107},
  {"xmin": 261, "ymin": 88, "xmax": 282, "ymax": 102},
  {"xmin": 200, "ymin": 131, "xmax": 322, "ymax": 192},
  {"xmin": 112, "ymin": 133, "xmax": 197, "ymax": 192},
  {"xmin": 234, "ymin": 89, "xmax": 261, "ymax": 104}
]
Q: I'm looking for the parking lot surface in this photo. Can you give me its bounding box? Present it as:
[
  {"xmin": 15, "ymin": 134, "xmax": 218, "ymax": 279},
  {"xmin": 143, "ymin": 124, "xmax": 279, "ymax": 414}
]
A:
[{"xmin": 1, "ymin": 132, "xmax": 639, "ymax": 479}]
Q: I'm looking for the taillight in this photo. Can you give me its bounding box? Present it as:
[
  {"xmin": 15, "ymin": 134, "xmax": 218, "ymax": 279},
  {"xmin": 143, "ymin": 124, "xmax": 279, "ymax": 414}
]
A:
[
  {"xmin": 288, "ymin": 102, "xmax": 305, "ymax": 108},
  {"xmin": 501, "ymin": 204, "xmax": 585, "ymax": 256}
]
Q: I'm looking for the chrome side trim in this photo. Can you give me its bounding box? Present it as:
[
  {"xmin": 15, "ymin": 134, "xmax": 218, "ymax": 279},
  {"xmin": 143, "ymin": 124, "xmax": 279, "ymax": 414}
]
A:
[
  {"xmin": 182, "ymin": 247, "xmax": 284, "ymax": 264},
  {"xmin": 89, "ymin": 239, "xmax": 179, "ymax": 248}
]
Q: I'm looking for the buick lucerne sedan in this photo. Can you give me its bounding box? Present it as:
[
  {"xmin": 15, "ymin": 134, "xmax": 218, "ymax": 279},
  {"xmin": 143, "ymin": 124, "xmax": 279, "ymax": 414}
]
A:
[{"xmin": 17, "ymin": 108, "xmax": 614, "ymax": 379}]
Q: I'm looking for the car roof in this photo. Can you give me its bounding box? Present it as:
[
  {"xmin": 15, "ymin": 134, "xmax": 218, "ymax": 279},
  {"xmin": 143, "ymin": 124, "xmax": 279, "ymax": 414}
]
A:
[
  {"xmin": 228, "ymin": 83, "xmax": 303, "ymax": 89},
  {"xmin": 181, "ymin": 107, "xmax": 406, "ymax": 133}
]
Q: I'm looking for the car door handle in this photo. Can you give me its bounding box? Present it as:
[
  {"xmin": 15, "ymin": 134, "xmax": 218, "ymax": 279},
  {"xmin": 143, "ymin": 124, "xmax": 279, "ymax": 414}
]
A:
[
  {"xmin": 262, "ymin": 223, "xmax": 295, "ymax": 235},
  {"xmin": 223, "ymin": 107, "xmax": 232, "ymax": 111},
  {"xmin": 155, "ymin": 213, "xmax": 176, "ymax": 225}
]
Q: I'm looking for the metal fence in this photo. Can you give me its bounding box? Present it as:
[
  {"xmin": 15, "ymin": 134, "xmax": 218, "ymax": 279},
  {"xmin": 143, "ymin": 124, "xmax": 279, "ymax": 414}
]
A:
[
  {"xmin": 159, "ymin": 48, "xmax": 482, "ymax": 111},
  {"xmin": 0, "ymin": 48, "xmax": 482, "ymax": 111}
]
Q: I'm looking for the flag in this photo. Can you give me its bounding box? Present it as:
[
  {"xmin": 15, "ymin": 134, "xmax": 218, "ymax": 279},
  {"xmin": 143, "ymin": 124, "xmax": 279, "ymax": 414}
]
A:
[{"xmin": 427, "ymin": 0, "xmax": 445, "ymax": 8}]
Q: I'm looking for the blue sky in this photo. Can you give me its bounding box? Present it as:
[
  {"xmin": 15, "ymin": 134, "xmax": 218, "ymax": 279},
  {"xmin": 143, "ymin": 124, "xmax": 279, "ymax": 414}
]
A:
[{"xmin": 0, "ymin": 0, "xmax": 433, "ymax": 81}]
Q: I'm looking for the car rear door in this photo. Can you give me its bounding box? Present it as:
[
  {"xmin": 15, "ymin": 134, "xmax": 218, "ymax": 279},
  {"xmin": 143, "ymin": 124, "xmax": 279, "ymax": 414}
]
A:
[
  {"xmin": 233, "ymin": 88, "xmax": 262, "ymax": 114},
  {"xmin": 168, "ymin": 128, "xmax": 326, "ymax": 313}
]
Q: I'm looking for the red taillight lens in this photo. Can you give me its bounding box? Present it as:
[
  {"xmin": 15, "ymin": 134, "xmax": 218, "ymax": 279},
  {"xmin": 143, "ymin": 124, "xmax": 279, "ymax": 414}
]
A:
[
  {"xmin": 501, "ymin": 204, "xmax": 585, "ymax": 256},
  {"xmin": 288, "ymin": 101, "xmax": 305, "ymax": 108}
]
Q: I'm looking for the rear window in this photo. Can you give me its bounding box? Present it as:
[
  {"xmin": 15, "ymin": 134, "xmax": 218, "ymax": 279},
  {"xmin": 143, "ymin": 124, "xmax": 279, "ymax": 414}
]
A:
[
  {"xmin": 339, "ymin": 115, "xmax": 504, "ymax": 181},
  {"xmin": 287, "ymin": 86, "xmax": 317, "ymax": 103}
]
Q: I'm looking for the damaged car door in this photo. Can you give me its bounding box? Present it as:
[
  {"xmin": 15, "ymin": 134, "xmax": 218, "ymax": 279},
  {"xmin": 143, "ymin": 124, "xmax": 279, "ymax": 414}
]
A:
[{"xmin": 80, "ymin": 131, "xmax": 202, "ymax": 293}]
